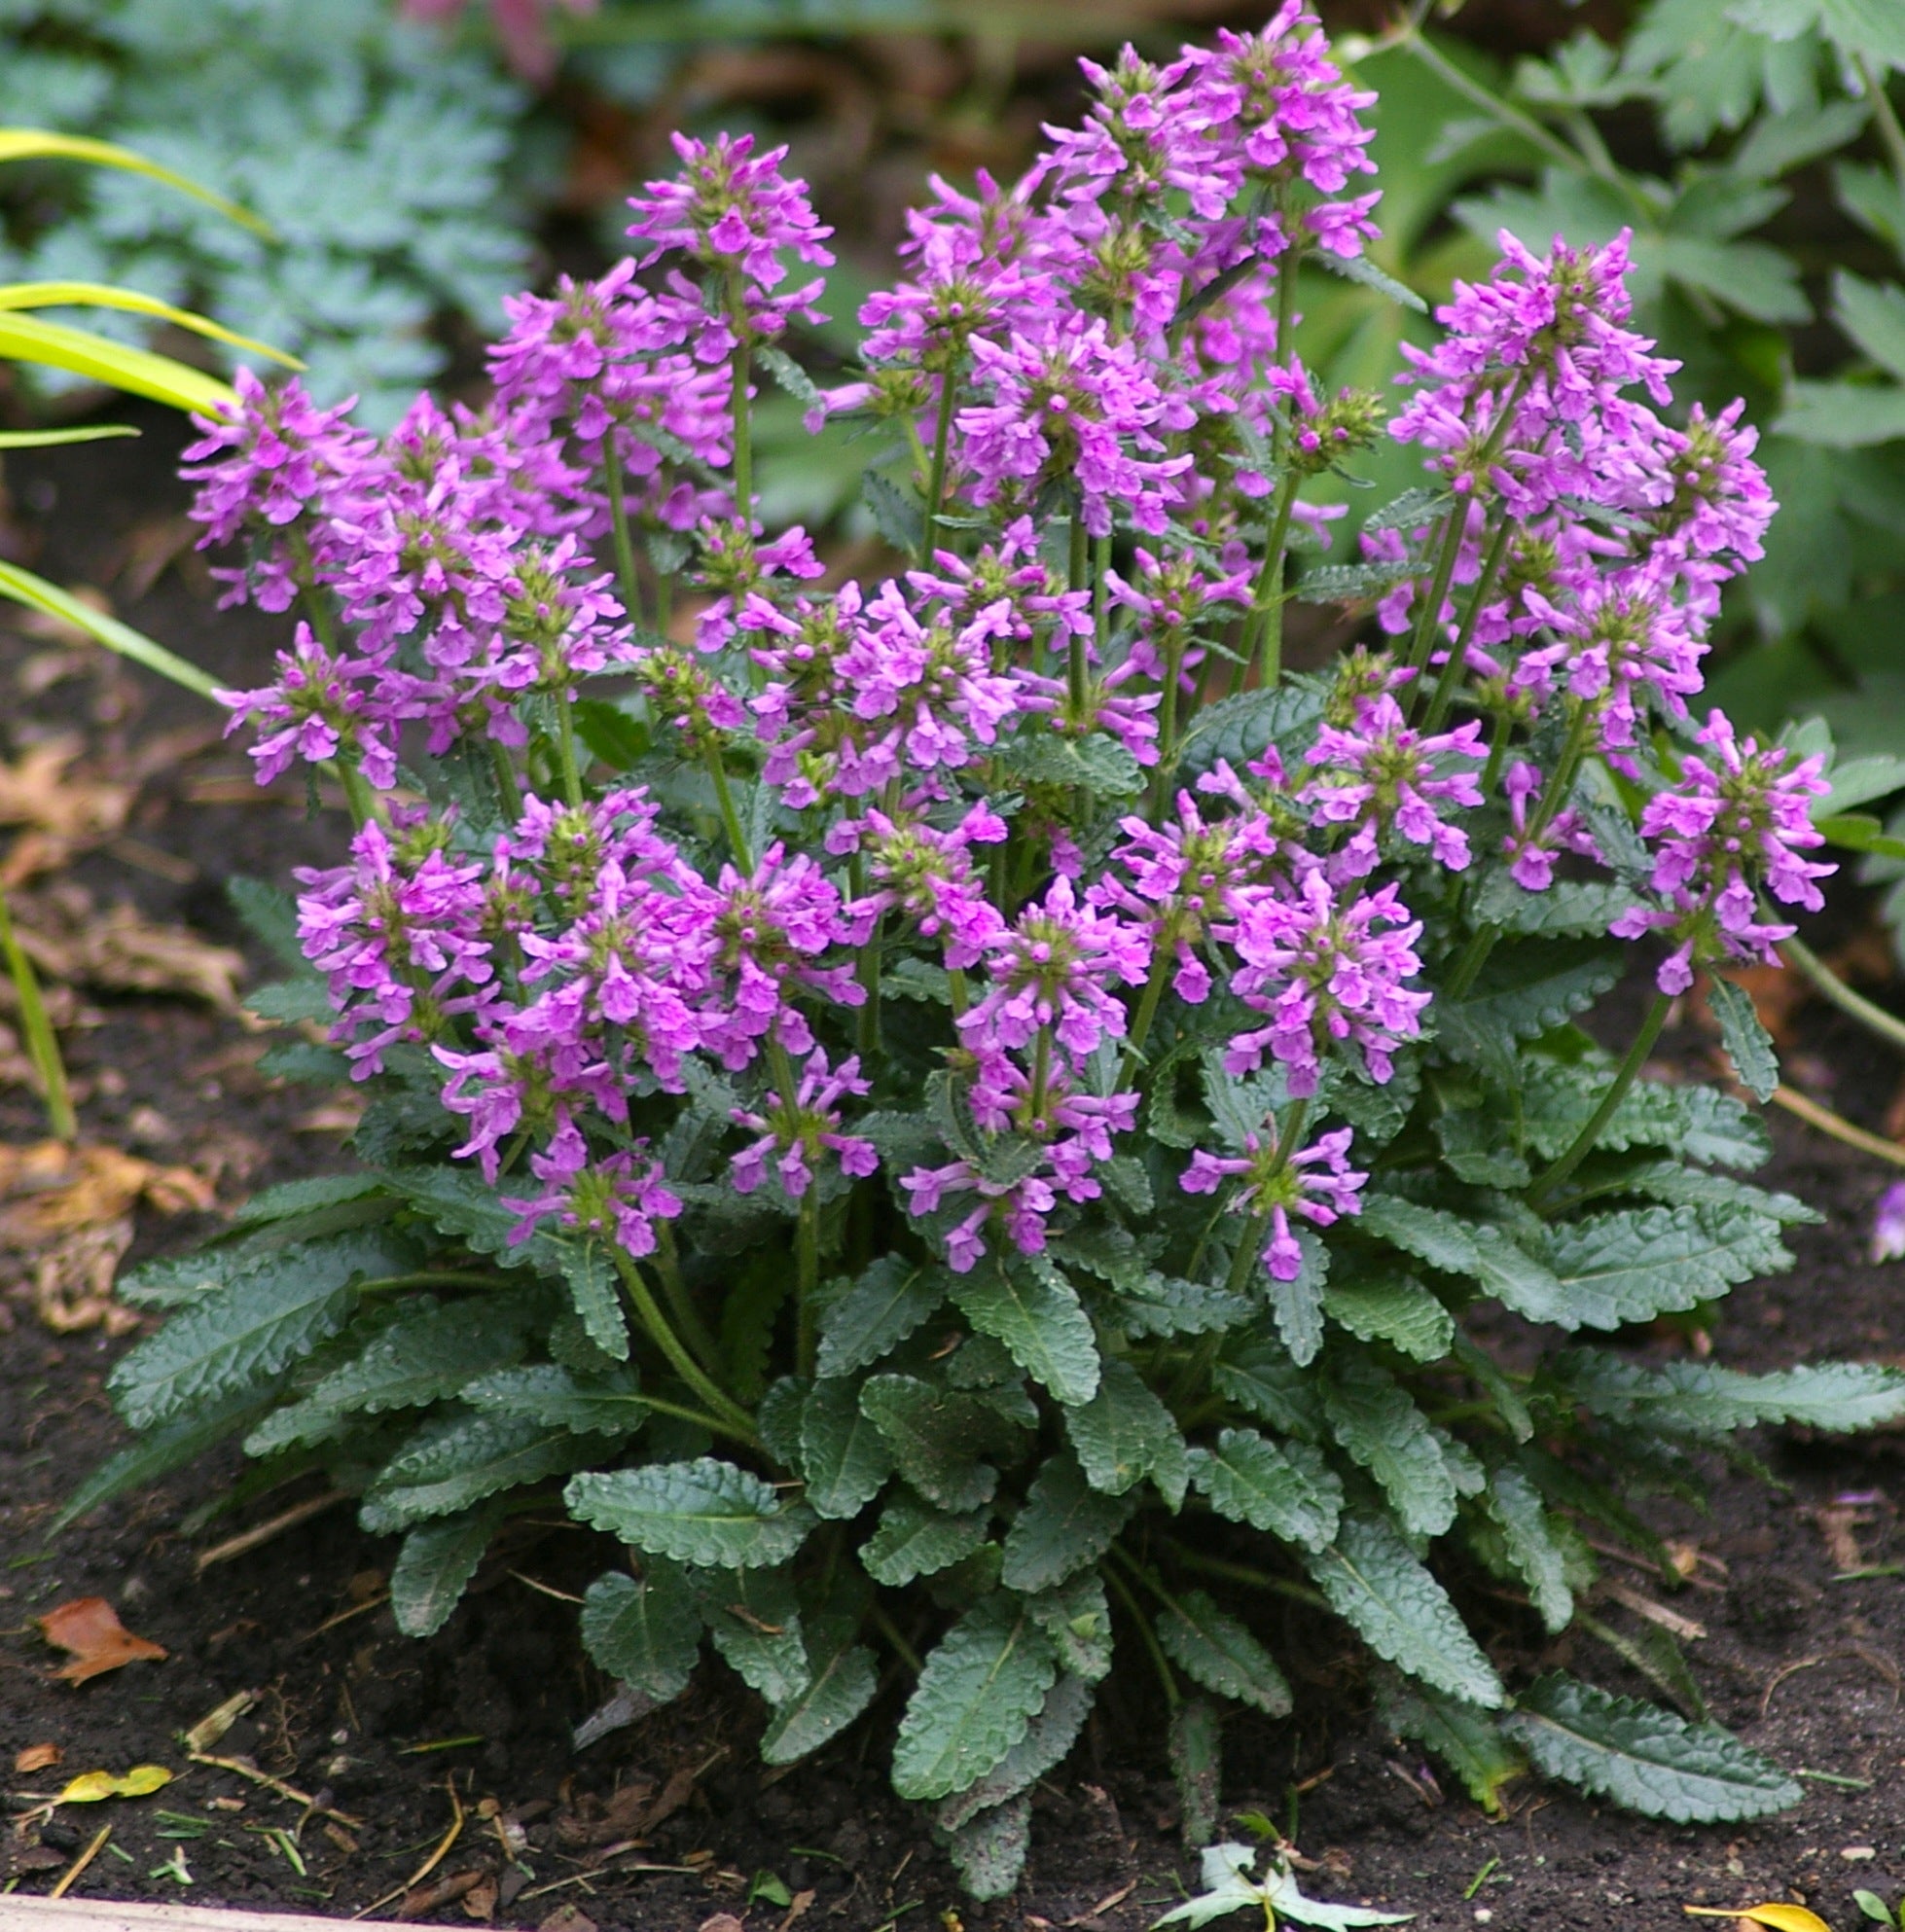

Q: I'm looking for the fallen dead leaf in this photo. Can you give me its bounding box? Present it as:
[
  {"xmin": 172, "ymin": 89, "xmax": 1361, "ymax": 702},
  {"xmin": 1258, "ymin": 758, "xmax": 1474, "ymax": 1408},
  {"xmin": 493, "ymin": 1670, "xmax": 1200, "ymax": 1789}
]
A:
[
  {"xmin": 38, "ymin": 1596, "xmax": 168, "ymax": 1684},
  {"xmin": 1684, "ymin": 1910, "xmax": 1830, "ymax": 1932},
  {"xmin": 0, "ymin": 736, "xmax": 131, "ymax": 885},
  {"xmin": 536, "ymin": 1907, "xmax": 597, "ymax": 1932},
  {"xmin": 15, "ymin": 1742, "xmax": 60, "ymax": 1772},
  {"xmin": 461, "ymin": 1874, "xmax": 500, "ymax": 1921},
  {"xmin": 56, "ymin": 1765, "xmax": 172, "ymax": 1803},
  {"xmin": 13, "ymin": 883, "xmax": 244, "ymax": 1010},
  {"xmin": 699, "ymin": 1916, "xmax": 746, "ymax": 1932},
  {"xmin": 1812, "ymin": 1503, "xmax": 1869, "ymax": 1572}
]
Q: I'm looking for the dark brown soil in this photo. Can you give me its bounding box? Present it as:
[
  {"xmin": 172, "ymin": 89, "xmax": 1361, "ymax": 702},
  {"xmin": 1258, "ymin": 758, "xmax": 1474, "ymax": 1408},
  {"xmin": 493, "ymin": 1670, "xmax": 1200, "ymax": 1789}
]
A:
[{"xmin": 3, "ymin": 411, "xmax": 1905, "ymax": 1932}]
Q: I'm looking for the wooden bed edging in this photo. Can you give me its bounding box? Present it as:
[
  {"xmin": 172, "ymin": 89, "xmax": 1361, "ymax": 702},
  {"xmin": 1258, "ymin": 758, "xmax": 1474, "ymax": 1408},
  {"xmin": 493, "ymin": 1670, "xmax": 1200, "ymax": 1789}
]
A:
[{"xmin": 0, "ymin": 1899, "xmax": 414, "ymax": 1929}]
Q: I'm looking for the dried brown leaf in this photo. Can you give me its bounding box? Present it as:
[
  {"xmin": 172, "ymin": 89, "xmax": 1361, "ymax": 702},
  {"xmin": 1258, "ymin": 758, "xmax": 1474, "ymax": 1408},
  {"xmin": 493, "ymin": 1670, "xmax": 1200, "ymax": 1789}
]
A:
[
  {"xmin": 37, "ymin": 1596, "xmax": 167, "ymax": 1684},
  {"xmin": 15, "ymin": 1742, "xmax": 60, "ymax": 1772}
]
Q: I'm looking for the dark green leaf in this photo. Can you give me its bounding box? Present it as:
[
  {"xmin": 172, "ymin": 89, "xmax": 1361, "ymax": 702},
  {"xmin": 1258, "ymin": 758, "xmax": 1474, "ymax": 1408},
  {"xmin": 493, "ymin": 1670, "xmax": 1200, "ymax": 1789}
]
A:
[
  {"xmin": 579, "ymin": 1560, "xmax": 702, "ymax": 1703},
  {"xmin": 390, "ymin": 1504, "xmax": 503, "ymax": 1637},
  {"xmin": 761, "ymin": 1614, "xmax": 880, "ymax": 1764},
  {"xmin": 364, "ymin": 1413, "xmax": 585, "ymax": 1532},
  {"xmin": 1706, "ymin": 976, "xmax": 1779, "ymax": 1102},
  {"xmin": 566, "ymin": 1458, "xmax": 815, "ymax": 1569},
  {"xmin": 1188, "ymin": 1427, "xmax": 1342, "ymax": 1553},
  {"xmin": 999, "ymin": 1452, "xmax": 1134, "ymax": 1593},
  {"xmin": 861, "ymin": 1493, "xmax": 990, "ymax": 1587},
  {"xmin": 816, "ymin": 1257, "xmax": 947, "ymax": 1377},
  {"xmin": 801, "ymin": 1377, "xmax": 894, "ymax": 1521},
  {"xmin": 1158, "ymin": 1589, "xmax": 1292, "ymax": 1718},
  {"xmin": 1168, "ymin": 1698, "xmax": 1223, "ymax": 1851},
  {"xmin": 953, "ymin": 1257, "xmax": 1100, "ymax": 1407}
]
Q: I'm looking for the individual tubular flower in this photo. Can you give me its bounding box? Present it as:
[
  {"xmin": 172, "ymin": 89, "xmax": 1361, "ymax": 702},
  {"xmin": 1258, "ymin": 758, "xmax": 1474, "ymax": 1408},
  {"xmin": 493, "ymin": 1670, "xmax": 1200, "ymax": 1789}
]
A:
[
  {"xmin": 1221, "ymin": 872, "xmax": 1428, "ymax": 1094},
  {"xmin": 1304, "ymin": 692, "xmax": 1485, "ymax": 876},
  {"xmin": 1610, "ymin": 710, "xmax": 1833, "ymax": 992},
  {"xmin": 1180, "ymin": 1118, "xmax": 1365, "ymax": 1281},
  {"xmin": 957, "ymin": 874, "xmax": 1151, "ymax": 1067},
  {"xmin": 840, "ymin": 805, "xmax": 1009, "ymax": 969},
  {"xmin": 505, "ymin": 1144, "xmax": 683, "ymax": 1259},
  {"xmin": 1499, "ymin": 760, "xmax": 1599, "ymax": 891},
  {"xmin": 730, "ymin": 1048, "xmax": 879, "ymax": 1199}
]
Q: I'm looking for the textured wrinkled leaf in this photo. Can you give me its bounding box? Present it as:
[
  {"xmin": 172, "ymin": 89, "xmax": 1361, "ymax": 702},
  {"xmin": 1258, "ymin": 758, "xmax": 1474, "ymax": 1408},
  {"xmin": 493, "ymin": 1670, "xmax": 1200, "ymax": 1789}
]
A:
[
  {"xmin": 1188, "ymin": 1428, "xmax": 1342, "ymax": 1553},
  {"xmin": 56, "ymin": 1385, "xmax": 273, "ymax": 1533},
  {"xmin": 1538, "ymin": 1204, "xmax": 1790, "ymax": 1329},
  {"xmin": 1000, "ymin": 1452, "xmax": 1133, "ymax": 1593},
  {"xmin": 801, "ymin": 1377, "xmax": 894, "ymax": 1521},
  {"xmin": 1025, "ymin": 1569, "xmax": 1114, "ymax": 1684},
  {"xmin": 1486, "ymin": 1466, "xmax": 1572, "ymax": 1633},
  {"xmin": 1360, "ymin": 1197, "xmax": 1569, "ymax": 1325},
  {"xmin": 1169, "ymin": 1697, "xmax": 1223, "ymax": 1850},
  {"xmin": 862, "ymin": 1493, "xmax": 991, "ymax": 1587},
  {"xmin": 1521, "ymin": 1066, "xmax": 1769, "ymax": 1168},
  {"xmin": 558, "ymin": 1240, "xmax": 629, "ymax": 1361},
  {"xmin": 1378, "ymin": 1676, "xmax": 1524, "ymax": 1816},
  {"xmin": 1707, "ymin": 975, "xmax": 1780, "ymax": 1102},
  {"xmin": 579, "ymin": 1561, "xmax": 702, "ymax": 1703},
  {"xmin": 1305, "ymin": 1513, "xmax": 1506, "ymax": 1708},
  {"xmin": 1173, "ymin": 682, "xmax": 1325, "ymax": 780},
  {"xmin": 110, "ymin": 1230, "xmax": 413, "ymax": 1430},
  {"xmin": 1432, "ymin": 1109, "xmax": 1532, "ymax": 1188},
  {"xmin": 891, "ymin": 1594, "xmax": 1059, "ymax": 1802},
  {"xmin": 761, "ymin": 1615, "xmax": 880, "ymax": 1764},
  {"xmin": 464, "ymin": 1362, "xmax": 647, "ymax": 1436},
  {"xmin": 247, "ymin": 1298, "xmax": 534, "ymax": 1454},
  {"xmin": 1325, "ymin": 1363, "xmax": 1459, "ymax": 1539},
  {"xmin": 859, "ymin": 1376, "xmax": 1005, "ymax": 1514},
  {"xmin": 699, "ymin": 1565, "xmax": 809, "ymax": 1704},
  {"xmin": 1063, "ymin": 1356, "xmax": 1189, "ymax": 1504},
  {"xmin": 1158, "ymin": 1589, "xmax": 1292, "ymax": 1717},
  {"xmin": 1467, "ymin": 870, "xmax": 1640, "ymax": 938},
  {"xmin": 1439, "ymin": 940, "xmax": 1623, "ymax": 1064},
  {"xmin": 1114, "ymin": 1272, "xmax": 1255, "ymax": 1337},
  {"xmin": 1324, "ymin": 1273, "xmax": 1454, "ymax": 1362},
  {"xmin": 364, "ymin": 1413, "xmax": 584, "ymax": 1532},
  {"xmin": 1267, "ymin": 1229, "xmax": 1329, "ymax": 1366},
  {"xmin": 1614, "ymin": 1158, "xmax": 1820, "ymax": 1226},
  {"xmin": 390, "ymin": 1504, "xmax": 502, "ymax": 1637},
  {"xmin": 566, "ymin": 1459, "xmax": 814, "ymax": 1569},
  {"xmin": 953, "ymin": 1258, "xmax": 1100, "ymax": 1407},
  {"xmin": 1503, "ymin": 1673, "xmax": 1801, "ymax": 1823},
  {"xmin": 1212, "ymin": 1340, "xmax": 1323, "ymax": 1441},
  {"xmin": 816, "ymin": 1257, "xmax": 947, "ymax": 1377},
  {"xmin": 1558, "ymin": 1351, "xmax": 1905, "ymax": 1437},
  {"xmin": 938, "ymin": 1672, "xmax": 1093, "ymax": 1831},
  {"xmin": 943, "ymin": 1793, "xmax": 1031, "ymax": 1901}
]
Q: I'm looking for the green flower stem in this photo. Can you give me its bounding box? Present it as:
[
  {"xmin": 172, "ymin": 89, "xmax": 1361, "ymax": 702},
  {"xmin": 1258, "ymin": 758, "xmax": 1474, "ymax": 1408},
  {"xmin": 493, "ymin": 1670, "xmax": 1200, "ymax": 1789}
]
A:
[
  {"xmin": 1478, "ymin": 706, "xmax": 1515, "ymax": 798},
  {"xmin": 635, "ymin": 1390, "xmax": 763, "ymax": 1448},
  {"xmin": 921, "ymin": 372, "xmax": 957, "ymax": 563},
  {"xmin": 1104, "ymin": 1556, "xmax": 1179, "ymax": 1709},
  {"xmin": 726, "ymin": 273, "xmax": 754, "ymax": 524},
  {"xmin": 490, "ymin": 739, "xmax": 522, "ymax": 820},
  {"xmin": 355, "ymin": 1270, "xmax": 512, "ymax": 1294},
  {"xmin": 1242, "ymin": 469, "xmax": 1302, "ymax": 692},
  {"xmin": 1094, "ymin": 532, "xmax": 1113, "ymax": 665},
  {"xmin": 867, "ymin": 1599, "xmax": 923, "ymax": 1674},
  {"xmin": 612, "ymin": 1245, "xmax": 759, "ymax": 1443},
  {"xmin": 1422, "ymin": 514, "xmax": 1514, "ymax": 733},
  {"xmin": 1029, "ymin": 1024, "xmax": 1054, "ymax": 1125},
  {"xmin": 796, "ymin": 1187, "xmax": 820, "ymax": 1377},
  {"xmin": 603, "ymin": 453, "xmax": 641, "ymax": 626},
  {"xmin": 1154, "ymin": 636, "xmax": 1187, "ymax": 806},
  {"xmin": 1162, "ymin": 1541, "xmax": 1330, "ymax": 1610},
  {"xmin": 0, "ymin": 882, "xmax": 73, "ymax": 1142},
  {"xmin": 654, "ymin": 1219, "xmax": 721, "ymax": 1374},
  {"xmin": 1527, "ymin": 988, "xmax": 1671, "ymax": 1207},
  {"xmin": 703, "ymin": 739, "xmax": 752, "ymax": 872},
  {"xmin": 1225, "ymin": 1210, "xmax": 1268, "ymax": 1296},
  {"xmin": 1779, "ymin": 931, "xmax": 1905, "ymax": 1055},
  {"xmin": 1068, "ymin": 513, "xmax": 1090, "ymax": 715},
  {"xmin": 948, "ymin": 965, "xmax": 968, "ymax": 1020},
  {"xmin": 338, "ymin": 761, "xmax": 379, "ymax": 831},
  {"xmin": 1402, "ymin": 503, "xmax": 1467, "ymax": 685},
  {"xmin": 555, "ymin": 695, "xmax": 585, "ymax": 808},
  {"xmin": 1856, "ymin": 54, "xmax": 1905, "ymax": 251},
  {"xmin": 1118, "ymin": 945, "xmax": 1174, "ymax": 1090}
]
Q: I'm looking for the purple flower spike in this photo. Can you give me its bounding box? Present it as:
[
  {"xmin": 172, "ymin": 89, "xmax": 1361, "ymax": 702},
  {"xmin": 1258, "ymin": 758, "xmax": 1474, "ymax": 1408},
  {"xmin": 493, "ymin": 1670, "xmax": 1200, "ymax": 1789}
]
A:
[{"xmin": 1180, "ymin": 1117, "xmax": 1365, "ymax": 1281}]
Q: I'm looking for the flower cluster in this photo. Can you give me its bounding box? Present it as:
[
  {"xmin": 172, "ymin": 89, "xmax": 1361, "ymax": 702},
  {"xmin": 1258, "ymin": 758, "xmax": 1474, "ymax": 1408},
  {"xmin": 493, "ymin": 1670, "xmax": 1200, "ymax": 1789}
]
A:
[{"xmin": 194, "ymin": 5, "xmax": 1798, "ymax": 1326}]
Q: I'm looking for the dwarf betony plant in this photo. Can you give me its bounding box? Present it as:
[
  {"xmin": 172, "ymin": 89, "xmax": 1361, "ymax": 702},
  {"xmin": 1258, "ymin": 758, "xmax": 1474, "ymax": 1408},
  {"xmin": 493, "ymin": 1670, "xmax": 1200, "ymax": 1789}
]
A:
[{"xmin": 79, "ymin": 4, "xmax": 1905, "ymax": 1894}]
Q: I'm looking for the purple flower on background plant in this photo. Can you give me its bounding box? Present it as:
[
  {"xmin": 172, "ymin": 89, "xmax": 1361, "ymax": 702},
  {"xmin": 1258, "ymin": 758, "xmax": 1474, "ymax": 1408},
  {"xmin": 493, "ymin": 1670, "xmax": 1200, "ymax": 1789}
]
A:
[
  {"xmin": 1180, "ymin": 1117, "xmax": 1365, "ymax": 1280},
  {"xmin": 1305, "ymin": 693, "xmax": 1485, "ymax": 876},
  {"xmin": 1222, "ymin": 872, "xmax": 1428, "ymax": 1094},
  {"xmin": 1874, "ymin": 1183, "xmax": 1905, "ymax": 1265},
  {"xmin": 730, "ymin": 1048, "xmax": 878, "ymax": 1199},
  {"xmin": 216, "ymin": 623, "xmax": 401, "ymax": 790}
]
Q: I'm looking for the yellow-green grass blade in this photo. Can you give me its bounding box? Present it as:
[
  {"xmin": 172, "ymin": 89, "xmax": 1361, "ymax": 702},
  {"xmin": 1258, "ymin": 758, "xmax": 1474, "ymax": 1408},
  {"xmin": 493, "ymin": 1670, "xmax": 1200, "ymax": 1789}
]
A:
[
  {"xmin": 0, "ymin": 281, "xmax": 300, "ymax": 368},
  {"xmin": 0, "ymin": 425, "xmax": 138, "ymax": 448},
  {"xmin": 0, "ymin": 128, "xmax": 270, "ymax": 237},
  {"xmin": 0, "ymin": 312, "xmax": 235, "ymax": 414},
  {"xmin": 0, "ymin": 560, "xmax": 219, "ymax": 699}
]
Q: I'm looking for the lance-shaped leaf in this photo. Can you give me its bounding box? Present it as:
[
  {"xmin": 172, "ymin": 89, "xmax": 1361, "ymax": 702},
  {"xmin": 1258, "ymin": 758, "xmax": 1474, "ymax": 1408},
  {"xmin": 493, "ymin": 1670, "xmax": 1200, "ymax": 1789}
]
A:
[
  {"xmin": 942, "ymin": 1794, "xmax": 1031, "ymax": 1902},
  {"xmin": 1324, "ymin": 1272, "xmax": 1454, "ymax": 1362},
  {"xmin": 566, "ymin": 1458, "xmax": 815, "ymax": 1569},
  {"xmin": 937, "ymin": 1672, "xmax": 1093, "ymax": 1832},
  {"xmin": 464, "ymin": 1363, "xmax": 648, "ymax": 1437},
  {"xmin": 1556, "ymin": 1351, "xmax": 1905, "ymax": 1437},
  {"xmin": 801, "ymin": 1377, "xmax": 894, "ymax": 1521},
  {"xmin": 816, "ymin": 1257, "xmax": 947, "ymax": 1377},
  {"xmin": 363, "ymin": 1413, "xmax": 585, "ymax": 1532},
  {"xmin": 579, "ymin": 1560, "xmax": 703, "ymax": 1704},
  {"xmin": 1305, "ymin": 1513, "xmax": 1506, "ymax": 1708},
  {"xmin": 0, "ymin": 560, "xmax": 217, "ymax": 698},
  {"xmin": 1503, "ymin": 1673, "xmax": 1801, "ymax": 1823},
  {"xmin": 1377, "ymin": 1675, "xmax": 1524, "ymax": 1817},
  {"xmin": 1325, "ymin": 1362, "xmax": 1458, "ymax": 1539},
  {"xmin": 1158, "ymin": 1589, "xmax": 1292, "ymax": 1717},
  {"xmin": 859, "ymin": 1376, "xmax": 1006, "ymax": 1514},
  {"xmin": 1485, "ymin": 1465, "xmax": 1573, "ymax": 1632},
  {"xmin": 1359, "ymin": 1197, "xmax": 1570, "ymax": 1326},
  {"xmin": 952, "ymin": 1256, "xmax": 1100, "ymax": 1407},
  {"xmin": 390, "ymin": 1504, "xmax": 504, "ymax": 1638},
  {"xmin": 1169, "ymin": 1698, "xmax": 1222, "ymax": 1850},
  {"xmin": 999, "ymin": 1452, "xmax": 1133, "ymax": 1593},
  {"xmin": 892, "ymin": 1593, "xmax": 1059, "ymax": 1803},
  {"xmin": 862, "ymin": 1493, "xmax": 991, "ymax": 1587},
  {"xmin": 1063, "ymin": 1356, "xmax": 1189, "ymax": 1504},
  {"xmin": 1706, "ymin": 975, "xmax": 1780, "ymax": 1102},
  {"xmin": 1188, "ymin": 1428, "xmax": 1342, "ymax": 1553},
  {"xmin": 0, "ymin": 128, "xmax": 269, "ymax": 233},
  {"xmin": 1537, "ymin": 1203, "xmax": 1789, "ymax": 1329},
  {"xmin": 697, "ymin": 1565, "xmax": 809, "ymax": 1705},
  {"xmin": 761, "ymin": 1613, "xmax": 880, "ymax": 1764}
]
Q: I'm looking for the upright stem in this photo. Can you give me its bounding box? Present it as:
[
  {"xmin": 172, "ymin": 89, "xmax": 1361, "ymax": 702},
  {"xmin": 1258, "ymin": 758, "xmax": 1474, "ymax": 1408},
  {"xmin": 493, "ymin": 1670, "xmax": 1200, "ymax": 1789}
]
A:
[
  {"xmin": 1068, "ymin": 513, "xmax": 1090, "ymax": 715},
  {"xmin": 1528, "ymin": 990, "xmax": 1671, "ymax": 1207},
  {"xmin": 726, "ymin": 274, "xmax": 754, "ymax": 526},
  {"xmin": 654, "ymin": 1220, "xmax": 720, "ymax": 1374},
  {"xmin": 0, "ymin": 883, "xmax": 73, "ymax": 1142},
  {"xmin": 1225, "ymin": 1210, "xmax": 1268, "ymax": 1295},
  {"xmin": 1423, "ymin": 514, "xmax": 1514, "ymax": 733},
  {"xmin": 703, "ymin": 741, "xmax": 752, "ymax": 872},
  {"xmin": 1856, "ymin": 54, "xmax": 1905, "ymax": 253},
  {"xmin": 603, "ymin": 451, "xmax": 642, "ymax": 626},
  {"xmin": 1779, "ymin": 932, "xmax": 1905, "ymax": 1055},
  {"xmin": 921, "ymin": 373, "xmax": 957, "ymax": 562},
  {"xmin": 555, "ymin": 696, "xmax": 585, "ymax": 808},
  {"xmin": 1104, "ymin": 1560, "xmax": 1179, "ymax": 1710},
  {"xmin": 1403, "ymin": 504, "xmax": 1467, "ymax": 687},
  {"xmin": 612, "ymin": 1248, "xmax": 759, "ymax": 1442},
  {"xmin": 1118, "ymin": 945, "xmax": 1174, "ymax": 1089},
  {"xmin": 489, "ymin": 739, "xmax": 522, "ymax": 821},
  {"xmin": 796, "ymin": 1187, "xmax": 820, "ymax": 1377},
  {"xmin": 1242, "ymin": 471, "xmax": 1302, "ymax": 691},
  {"xmin": 1093, "ymin": 533, "xmax": 1112, "ymax": 664},
  {"xmin": 338, "ymin": 761, "xmax": 378, "ymax": 830}
]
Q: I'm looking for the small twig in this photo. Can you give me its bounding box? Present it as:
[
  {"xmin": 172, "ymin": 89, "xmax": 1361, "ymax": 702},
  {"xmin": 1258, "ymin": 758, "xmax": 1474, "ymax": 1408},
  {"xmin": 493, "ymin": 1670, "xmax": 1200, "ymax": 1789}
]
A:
[
  {"xmin": 197, "ymin": 1488, "xmax": 349, "ymax": 1572},
  {"xmin": 1601, "ymin": 1579, "xmax": 1707, "ymax": 1642},
  {"xmin": 1779, "ymin": 933, "xmax": 1905, "ymax": 1055},
  {"xmin": 355, "ymin": 1776, "xmax": 463, "ymax": 1920},
  {"xmin": 299, "ymin": 1592, "xmax": 390, "ymax": 1642},
  {"xmin": 187, "ymin": 1751, "xmax": 364, "ymax": 1831},
  {"xmin": 1770, "ymin": 1084, "xmax": 1905, "ymax": 1169},
  {"xmin": 49, "ymin": 1823, "xmax": 112, "ymax": 1898},
  {"xmin": 509, "ymin": 1570, "xmax": 584, "ymax": 1605}
]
